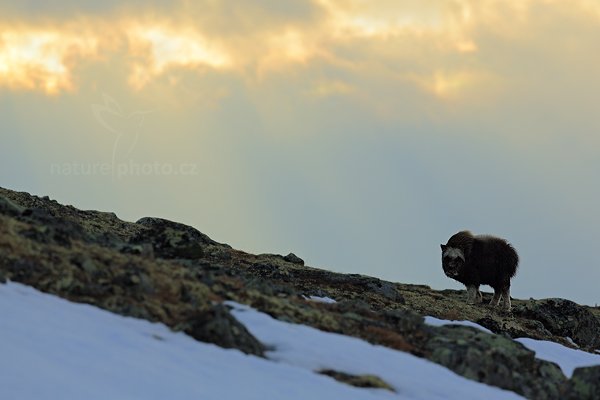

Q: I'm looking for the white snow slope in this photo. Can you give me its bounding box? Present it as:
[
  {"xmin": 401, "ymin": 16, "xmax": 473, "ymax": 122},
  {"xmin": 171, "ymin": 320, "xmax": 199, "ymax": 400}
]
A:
[{"xmin": 0, "ymin": 282, "xmax": 526, "ymax": 400}]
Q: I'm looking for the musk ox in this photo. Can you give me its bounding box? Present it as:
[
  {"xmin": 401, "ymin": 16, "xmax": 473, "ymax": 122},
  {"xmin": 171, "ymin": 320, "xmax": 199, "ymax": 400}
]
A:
[{"xmin": 441, "ymin": 231, "xmax": 519, "ymax": 311}]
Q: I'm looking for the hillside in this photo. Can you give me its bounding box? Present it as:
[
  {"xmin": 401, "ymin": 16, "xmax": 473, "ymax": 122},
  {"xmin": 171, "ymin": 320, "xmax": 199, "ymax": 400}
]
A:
[{"xmin": 1, "ymin": 186, "xmax": 599, "ymax": 399}]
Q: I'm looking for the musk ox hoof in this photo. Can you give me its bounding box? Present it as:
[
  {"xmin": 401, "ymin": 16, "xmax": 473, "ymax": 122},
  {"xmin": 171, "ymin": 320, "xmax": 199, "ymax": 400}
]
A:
[
  {"xmin": 467, "ymin": 297, "xmax": 482, "ymax": 305},
  {"xmin": 489, "ymin": 302, "xmax": 512, "ymax": 313},
  {"xmin": 465, "ymin": 287, "xmax": 483, "ymax": 305}
]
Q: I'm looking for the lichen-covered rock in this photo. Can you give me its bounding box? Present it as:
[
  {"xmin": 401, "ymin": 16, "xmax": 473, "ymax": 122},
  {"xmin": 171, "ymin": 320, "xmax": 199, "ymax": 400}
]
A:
[
  {"xmin": 178, "ymin": 304, "xmax": 266, "ymax": 357},
  {"xmin": 565, "ymin": 365, "xmax": 600, "ymax": 399},
  {"xmin": 283, "ymin": 253, "xmax": 304, "ymax": 265},
  {"xmin": 0, "ymin": 195, "xmax": 24, "ymax": 217},
  {"xmin": 18, "ymin": 208, "xmax": 88, "ymax": 247},
  {"xmin": 425, "ymin": 325, "xmax": 567, "ymax": 399},
  {"xmin": 131, "ymin": 217, "xmax": 229, "ymax": 259},
  {"xmin": 515, "ymin": 298, "xmax": 600, "ymax": 350}
]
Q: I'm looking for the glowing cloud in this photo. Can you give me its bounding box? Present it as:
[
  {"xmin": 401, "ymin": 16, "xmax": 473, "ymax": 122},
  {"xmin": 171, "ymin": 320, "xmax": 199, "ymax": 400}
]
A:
[
  {"xmin": 126, "ymin": 24, "xmax": 232, "ymax": 89},
  {"xmin": 0, "ymin": 28, "xmax": 98, "ymax": 94},
  {"xmin": 0, "ymin": 0, "xmax": 599, "ymax": 99},
  {"xmin": 413, "ymin": 70, "xmax": 478, "ymax": 99},
  {"xmin": 318, "ymin": 0, "xmax": 463, "ymax": 36}
]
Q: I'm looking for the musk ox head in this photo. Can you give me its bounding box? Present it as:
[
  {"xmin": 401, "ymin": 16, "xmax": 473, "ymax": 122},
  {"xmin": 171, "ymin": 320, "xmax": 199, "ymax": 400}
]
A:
[
  {"xmin": 440, "ymin": 245, "xmax": 465, "ymax": 278},
  {"xmin": 440, "ymin": 230, "xmax": 474, "ymax": 279}
]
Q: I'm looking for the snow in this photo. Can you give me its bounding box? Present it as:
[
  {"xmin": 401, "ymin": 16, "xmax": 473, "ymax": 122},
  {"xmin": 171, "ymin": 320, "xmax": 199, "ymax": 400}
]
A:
[
  {"xmin": 565, "ymin": 337, "xmax": 578, "ymax": 348},
  {"xmin": 230, "ymin": 302, "xmax": 521, "ymax": 399},
  {"xmin": 424, "ymin": 316, "xmax": 493, "ymax": 333},
  {"xmin": 302, "ymin": 295, "xmax": 337, "ymax": 304},
  {"xmin": 0, "ymin": 281, "xmax": 522, "ymax": 399},
  {"xmin": 515, "ymin": 338, "xmax": 600, "ymax": 377}
]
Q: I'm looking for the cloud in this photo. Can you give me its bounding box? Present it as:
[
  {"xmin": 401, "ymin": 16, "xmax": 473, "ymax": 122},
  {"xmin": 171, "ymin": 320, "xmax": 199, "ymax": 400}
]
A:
[
  {"xmin": 1, "ymin": 0, "xmax": 599, "ymax": 115},
  {"xmin": 0, "ymin": 0, "xmax": 173, "ymax": 18},
  {"xmin": 0, "ymin": 25, "xmax": 100, "ymax": 94}
]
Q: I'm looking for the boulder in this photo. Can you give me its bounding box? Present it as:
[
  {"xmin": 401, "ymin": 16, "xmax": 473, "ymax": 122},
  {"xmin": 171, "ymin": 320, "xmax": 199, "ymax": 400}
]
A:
[
  {"xmin": 565, "ymin": 365, "xmax": 600, "ymax": 399},
  {"xmin": 426, "ymin": 325, "xmax": 567, "ymax": 399},
  {"xmin": 0, "ymin": 195, "xmax": 24, "ymax": 217},
  {"xmin": 516, "ymin": 298, "xmax": 600, "ymax": 350},
  {"xmin": 180, "ymin": 304, "xmax": 266, "ymax": 357},
  {"xmin": 131, "ymin": 217, "xmax": 227, "ymax": 259},
  {"xmin": 283, "ymin": 253, "xmax": 304, "ymax": 265}
]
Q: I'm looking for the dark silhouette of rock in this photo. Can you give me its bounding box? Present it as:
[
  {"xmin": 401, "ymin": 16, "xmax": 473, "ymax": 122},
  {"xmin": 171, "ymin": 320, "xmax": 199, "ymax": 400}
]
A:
[
  {"xmin": 283, "ymin": 253, "xmax": 304, "ymax": 265},
  {"xmin": 130, "ymin": 217, "xmax": 231, "ymax": 260}
]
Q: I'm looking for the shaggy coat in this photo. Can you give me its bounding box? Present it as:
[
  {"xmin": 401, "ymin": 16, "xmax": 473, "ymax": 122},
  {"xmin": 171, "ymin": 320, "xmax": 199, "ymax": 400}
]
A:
[{"xmin": 441, "ymin": 231, "xmax": 519, "ymax": 310}]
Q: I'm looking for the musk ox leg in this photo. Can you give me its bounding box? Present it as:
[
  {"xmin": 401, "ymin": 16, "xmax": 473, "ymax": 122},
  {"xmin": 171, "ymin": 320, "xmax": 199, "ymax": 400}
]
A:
[
  {"xmin": 489, "ymin": 289, "xmax": 501, "ymax": 307},
  {"xmin": 466, "ymin": 285, "xmax": 482, "ymax": 304},
  {"xmin": 501, "ymin": 287, "xmax": 511, "ymax": 311}
]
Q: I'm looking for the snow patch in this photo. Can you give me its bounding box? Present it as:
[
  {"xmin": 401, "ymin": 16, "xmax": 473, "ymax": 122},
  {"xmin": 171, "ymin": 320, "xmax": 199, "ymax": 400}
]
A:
[
  {"xmin": 302, "ymin": 295, "xmax": 337, "ymax": 304},
  {"xmin": 515, "ymin": 338, "xmax": 600, "ymax": 378},
  {"xmin": 565, "ymin": 337, "xmax": 578, "ymax": 348},
  {"xmin": 424, "ymin": 316, "xmax": 493, "ymax": 334}
]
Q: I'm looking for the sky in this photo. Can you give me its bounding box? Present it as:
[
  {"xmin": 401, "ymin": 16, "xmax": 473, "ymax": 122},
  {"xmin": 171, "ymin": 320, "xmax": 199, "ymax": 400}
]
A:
[{"xmin": 1, "ymin": 0, "xmax": 599, "ymax": 305}]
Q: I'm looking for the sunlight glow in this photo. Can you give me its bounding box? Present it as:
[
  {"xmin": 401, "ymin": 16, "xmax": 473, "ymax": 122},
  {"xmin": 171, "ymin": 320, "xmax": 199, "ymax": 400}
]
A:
[
  {"xmin": 0, "ymin": 0, "xmax": 598, "ymax": 97},
  {"xmin": 0, "ymin": 29, "xmax": 98, "ymax": 94},
  {"xmin": 126, "ymin": 25, "xmax": 232, "ymax": 89},
  {"xmin": 318, "ymin": 0, "xmax": 452, "ymax": 37}
]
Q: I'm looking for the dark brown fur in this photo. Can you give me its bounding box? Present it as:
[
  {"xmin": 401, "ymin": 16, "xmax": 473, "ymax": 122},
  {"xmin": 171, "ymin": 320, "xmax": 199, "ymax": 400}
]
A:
[{"xmin": 441, "ymin": 230, "xmax": 519, "ymax": 310}]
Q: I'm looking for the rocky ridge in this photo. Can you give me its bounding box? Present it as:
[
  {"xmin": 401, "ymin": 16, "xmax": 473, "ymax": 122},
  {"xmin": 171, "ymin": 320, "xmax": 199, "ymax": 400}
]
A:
[{"xmin": 0, "ymin": 186, "xmax": 599, "ymax": 399}]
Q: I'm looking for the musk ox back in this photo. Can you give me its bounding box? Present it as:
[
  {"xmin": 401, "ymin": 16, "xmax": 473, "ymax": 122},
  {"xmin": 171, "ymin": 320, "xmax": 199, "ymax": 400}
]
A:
[{"xmin": 441, "ymin": 231, "xmax": 519, "ymax": 311}]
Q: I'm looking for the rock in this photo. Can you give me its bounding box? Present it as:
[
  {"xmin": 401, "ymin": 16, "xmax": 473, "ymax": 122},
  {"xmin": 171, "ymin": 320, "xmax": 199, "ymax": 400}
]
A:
[
  {"xmin": 283, "ymin": 253, "xmax": 304, "ymax": 265},
  {"xmin": 565, "ymin": 365, "xmax": 600, "ymax": 399},
  {"xmin": 18, "ymin": 208, "xmax": 90, "ymax": 247},
  {"xmin": 319, "ymin": 369, "xmax": 395, "ymax": 392},
  {"xmin": 72, "ymin": 255, "xmax": 99, "ymax": 275},
  {"xmin": 0, "ymin": 195, "xmax": 24, "ymax": 217},
  {"xmin": 181, "ymin": 304, "xmax": 265, "ymax": 357},
  {"xmin": 346, "ymin": 275, "xmax": 404, "ymax": 303},
  {"xmin": 206, "ymin": 246, "xmax": 232, "ymax": 261},
  {"xmin": 426, "ymin": 325, "xmax": 567, "ymax": 399},
  {"xmin": 117, "ymin": 243, "xmax": 155, "ymax": 259},
  {"xmin": 131, "ymin": 217, "xmax": 229, "ymax": 259},
  {"xmin": 297, "ymin": 271, "xmax": 404, "ymax": 303},
  {"xmin": 135, "ymin": 217, "xmax": 223, "ymax": 246},
  {"xmin": 382, "ymin": 309, "xmax": 425, "ymax": 333},
  {"xmin": 516, "ymin": 298, "xmax": 600, "ymax": 350}
]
